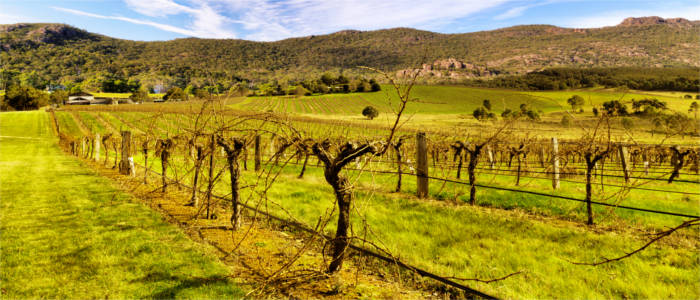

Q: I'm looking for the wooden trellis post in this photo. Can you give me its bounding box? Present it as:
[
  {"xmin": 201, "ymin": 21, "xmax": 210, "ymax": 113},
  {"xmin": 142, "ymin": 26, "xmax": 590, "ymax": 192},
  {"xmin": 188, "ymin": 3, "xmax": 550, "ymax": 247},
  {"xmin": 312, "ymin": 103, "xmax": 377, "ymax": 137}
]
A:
[
  {"xmin": 119, "ymin": 131, "xmax": 133, "ymax": 176},
  {"xmin": 619, "ymin": 145, "xmax": 630, "ymax": 183},
  {"xmin": 487, "ymin": 145, "xmax": 494, "ymax": 170},
  {"xmin": 539, "ymin": 146, "xmax": 546, "ymax": 168},
  {"xmin": 552, "ymin": 137, "xmax": 560, "ymax": 190},
  {"xmin": 416, "ymin": 132, "xmax": 429, "ymax": 198},
  {"xmin": 142, "ymin": 140, "xmax": 149, "ymax": 184},
  {"xmin": 254, "ymin": 135, "xmax": 261, "ymax": 172},
  {"xmin": 643, "ymin": 150, "xmax": 649, "ymax": 175},
  {"xmin": 81, "ymin": 137, "xmax": 86, "ymax": 157},
  {"xmin": 94, "ymin": 133, "xmax": 100, "ymax": 162}
]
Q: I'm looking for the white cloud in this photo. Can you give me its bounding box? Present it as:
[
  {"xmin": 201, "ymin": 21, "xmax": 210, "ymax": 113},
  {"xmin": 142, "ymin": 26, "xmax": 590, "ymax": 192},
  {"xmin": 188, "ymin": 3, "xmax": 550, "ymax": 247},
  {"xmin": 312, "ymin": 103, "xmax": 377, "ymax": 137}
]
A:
[
  {"xmin": 124, "ymin": 0, "xmax": 196, "ymax": 17},
  {"xmin": 123, "ymin": 0, "xmax": 235, "ymax": 37},
  {"xmin": 53, "ymin": 4, "xmax": 236, "ymax": 38},
  {"xmin": 494, "ymin": 6, "xmax": 527, "ymax": 20},
  {"xmin": 55, "ymin": 0, "xmax": 521, "ymax": 41},
  {"xmin": 217, "ymin": 0, "xmax": 513, "ymax": 40},
  {"xmin": 562, "ymin": 5, "xmax": 700, "ymax": 28},
  {"xmin": 53, "ymin": 7, "xmax": 202, "ymax": 37}
]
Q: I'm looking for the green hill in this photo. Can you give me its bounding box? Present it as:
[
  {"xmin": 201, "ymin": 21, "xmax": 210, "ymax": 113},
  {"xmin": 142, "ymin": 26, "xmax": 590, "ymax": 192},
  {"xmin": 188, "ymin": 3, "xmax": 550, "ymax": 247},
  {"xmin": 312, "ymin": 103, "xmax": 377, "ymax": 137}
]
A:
[{"xmin": 1, "ymin": 17, "xmax": 698, "ymax": 88}]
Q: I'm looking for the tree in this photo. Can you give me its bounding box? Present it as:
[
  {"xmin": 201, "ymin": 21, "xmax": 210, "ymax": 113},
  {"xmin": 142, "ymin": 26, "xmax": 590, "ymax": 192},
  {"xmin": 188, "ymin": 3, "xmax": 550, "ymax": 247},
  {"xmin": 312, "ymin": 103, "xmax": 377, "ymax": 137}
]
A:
[
  {"xmin": 369, "ymin": 79, "xmax": 381, "ymax": 92},
  {"xmin": 49, "ymin": 90, "xmax": 68, "ymax": 105},
  {"xmin": 184, "ymin": 85, "xmax": 195, "ymax": 95},
  {"xmin": 337, "ymin": 75, "xmax": 349, "ymax": 84},
  {"xmin": 228, "ymin": 83, "xmax": 249, "ymax": 97},
  {"xmin": 632, "ymin": 98, "xmax": 667, "ymax": 115},
  {"xmin": 129, "ymin": 87, "xmax": 150, "ymax": 102},
  {"xmin": 519, "ymin": 103, "xmax": 529, "ymax": 112},
  {"xmin": 473, "ymin": 106, "xmax": 495, "ymax": 121},
  {"xmin": 483, "ymin": 99, "xmax": 492, "ymax": 111},
  {"xmin": 320, "ymin": 73, "xmax": 334, "ymax": 86},
  {"xmin": 567, "ymin": 95, "xmax": 585, "ymax": 112},
  {"xmin": 194, "ymin": 88, "xmax": 210, "ymax": 99},
  {"xmin": 3, "ymin": 85, "xmax": 48, "ymax": 110},
  {"xmin": 602, "ymin": 100, "xmax": 628, "ymax": 116},
  {"xmin": 69, "ymin": 85, "xmax": 83, "ymax": 94},
  {"xmin": 688, "ymin": 101, "xmax": 698, "ymax": 120},
  {"xmin": 164, "ymin": 87, "xmax": 187, "ymax": 101},
  {"xmin": 362, "ymin": 106, "xmax": 379, "ymax": 120},
  {"xmin": 524, "ymin": 109, "xmax": 540, "ymax": 121},
  {"xmin": 501, "ymin": 108, "xmax": 515, "ymax": 119}
]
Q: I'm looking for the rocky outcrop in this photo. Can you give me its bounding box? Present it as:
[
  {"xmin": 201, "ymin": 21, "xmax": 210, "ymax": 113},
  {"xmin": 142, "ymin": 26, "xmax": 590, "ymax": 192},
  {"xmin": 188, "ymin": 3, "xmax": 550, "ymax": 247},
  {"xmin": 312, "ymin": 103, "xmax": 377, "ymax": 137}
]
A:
[
  {"xmin": 396, "ymin": 58, "xmax": 496, "ymax": 79},
  {"xmin": 26, "ymin": 24, "xmax": 95, "ymax": 44},
  {"xmin": 1, "ymin": 23, "xmax": 98, "ymax": 47},
  {"xmin": 618, "ymin": 17, "xmax": 694, "ymax": 27}
]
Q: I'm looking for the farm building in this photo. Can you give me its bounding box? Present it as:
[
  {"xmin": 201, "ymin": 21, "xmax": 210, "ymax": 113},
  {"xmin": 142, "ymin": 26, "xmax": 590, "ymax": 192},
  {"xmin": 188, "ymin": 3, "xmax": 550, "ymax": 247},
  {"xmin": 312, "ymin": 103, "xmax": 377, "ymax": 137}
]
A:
[{"xmin": 66, "ymin": 92, "xmax": 94, "ymax": 105}]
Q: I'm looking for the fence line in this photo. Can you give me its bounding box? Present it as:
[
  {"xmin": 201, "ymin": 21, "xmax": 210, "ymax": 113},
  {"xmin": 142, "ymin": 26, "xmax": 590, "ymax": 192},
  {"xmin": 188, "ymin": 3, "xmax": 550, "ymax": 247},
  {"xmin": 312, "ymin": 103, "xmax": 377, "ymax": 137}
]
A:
[{"xmin": 136, "ymin": 161, "xmax": 498, "ymax": 299}]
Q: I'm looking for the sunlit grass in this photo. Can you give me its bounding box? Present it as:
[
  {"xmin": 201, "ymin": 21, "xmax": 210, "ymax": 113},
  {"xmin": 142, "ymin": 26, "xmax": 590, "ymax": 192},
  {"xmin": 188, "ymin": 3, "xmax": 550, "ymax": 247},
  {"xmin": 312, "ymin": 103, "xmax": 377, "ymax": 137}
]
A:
[{"xmin": 0, "ymin": 111, "xmax": 245, "ymax": 299}]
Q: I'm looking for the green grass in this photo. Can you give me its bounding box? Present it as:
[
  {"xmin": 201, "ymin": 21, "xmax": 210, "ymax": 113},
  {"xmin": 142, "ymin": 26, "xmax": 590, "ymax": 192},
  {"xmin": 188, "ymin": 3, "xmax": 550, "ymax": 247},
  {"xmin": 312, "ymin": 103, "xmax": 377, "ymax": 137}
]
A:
[
  {"xmin": 76, "ymin": 112, "xmax": 107, "ymax": 134},
  {"xmin": 54, "ymin": 111, "xmax": 84, "ymax": 136},
  {"xmin": 132, "ymin": 153, "xmax": 698, "ymax": 298},
  {"xmin": 0, "ymin": 111, "xmax": 245, "ymax": 299}
]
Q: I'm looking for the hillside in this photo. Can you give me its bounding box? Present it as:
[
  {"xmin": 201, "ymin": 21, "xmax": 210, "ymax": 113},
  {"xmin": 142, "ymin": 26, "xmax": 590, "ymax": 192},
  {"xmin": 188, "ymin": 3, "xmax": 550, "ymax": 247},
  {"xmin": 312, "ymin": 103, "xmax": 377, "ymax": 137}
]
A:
[{"xmin": 1, "ymin": 17, "xmax": 698, "ymax": 88}]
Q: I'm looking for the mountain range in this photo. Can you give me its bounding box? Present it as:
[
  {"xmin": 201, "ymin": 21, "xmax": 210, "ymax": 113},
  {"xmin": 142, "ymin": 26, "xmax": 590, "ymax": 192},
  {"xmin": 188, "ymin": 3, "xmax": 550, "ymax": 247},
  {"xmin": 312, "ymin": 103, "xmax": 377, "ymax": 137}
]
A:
[{"xmin": 1, "ymin": 16, "xmax": 698, "ymax": 88}]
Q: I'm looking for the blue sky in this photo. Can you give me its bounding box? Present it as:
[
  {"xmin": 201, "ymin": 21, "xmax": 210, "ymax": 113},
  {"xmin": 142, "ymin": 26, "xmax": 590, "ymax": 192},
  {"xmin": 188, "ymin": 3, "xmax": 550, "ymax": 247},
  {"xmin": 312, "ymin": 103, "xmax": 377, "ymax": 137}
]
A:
[{"xmin": 1, "ymin": 0, "xmax": 698, "ymax": 41}]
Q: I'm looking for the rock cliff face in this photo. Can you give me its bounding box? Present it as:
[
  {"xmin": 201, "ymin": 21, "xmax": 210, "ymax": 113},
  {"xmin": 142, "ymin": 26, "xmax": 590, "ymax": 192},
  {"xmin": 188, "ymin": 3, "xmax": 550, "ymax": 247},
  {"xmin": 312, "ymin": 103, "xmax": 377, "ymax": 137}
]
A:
[
  {"xmin": 27, "ymin": 24, "xmax": 95, "ymax": 44},
  {"xmin": 618, "ymin": 17, "xmax": 695, "ymax": 27},
  {"xmin": 1, "ymin": 23, "xmax": 99, "ymax": 50},
  {"xmin": 396, "ymin": 58, "xmax": 496, "ymax": 79}
]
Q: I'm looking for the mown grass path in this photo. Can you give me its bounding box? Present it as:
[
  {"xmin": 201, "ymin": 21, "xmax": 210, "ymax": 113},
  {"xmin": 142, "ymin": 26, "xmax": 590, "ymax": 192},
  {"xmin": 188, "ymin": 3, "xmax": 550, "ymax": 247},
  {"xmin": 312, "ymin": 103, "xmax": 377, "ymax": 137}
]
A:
[{"xmin": 0, "ymin": 111, "xmax": 244, "ymax": 298}]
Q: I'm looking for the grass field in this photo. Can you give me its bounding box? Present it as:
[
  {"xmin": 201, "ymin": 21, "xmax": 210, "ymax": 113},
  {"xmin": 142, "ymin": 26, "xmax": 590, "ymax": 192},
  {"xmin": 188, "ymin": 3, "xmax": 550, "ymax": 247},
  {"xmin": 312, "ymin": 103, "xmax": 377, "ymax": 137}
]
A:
[
  {"xmin": 0, "ymin": 111, "xmax": 245, "ymax": 298},
  {"xmin": 53, "ymin": 109, "xmax": 700, "ymax": 299}
]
